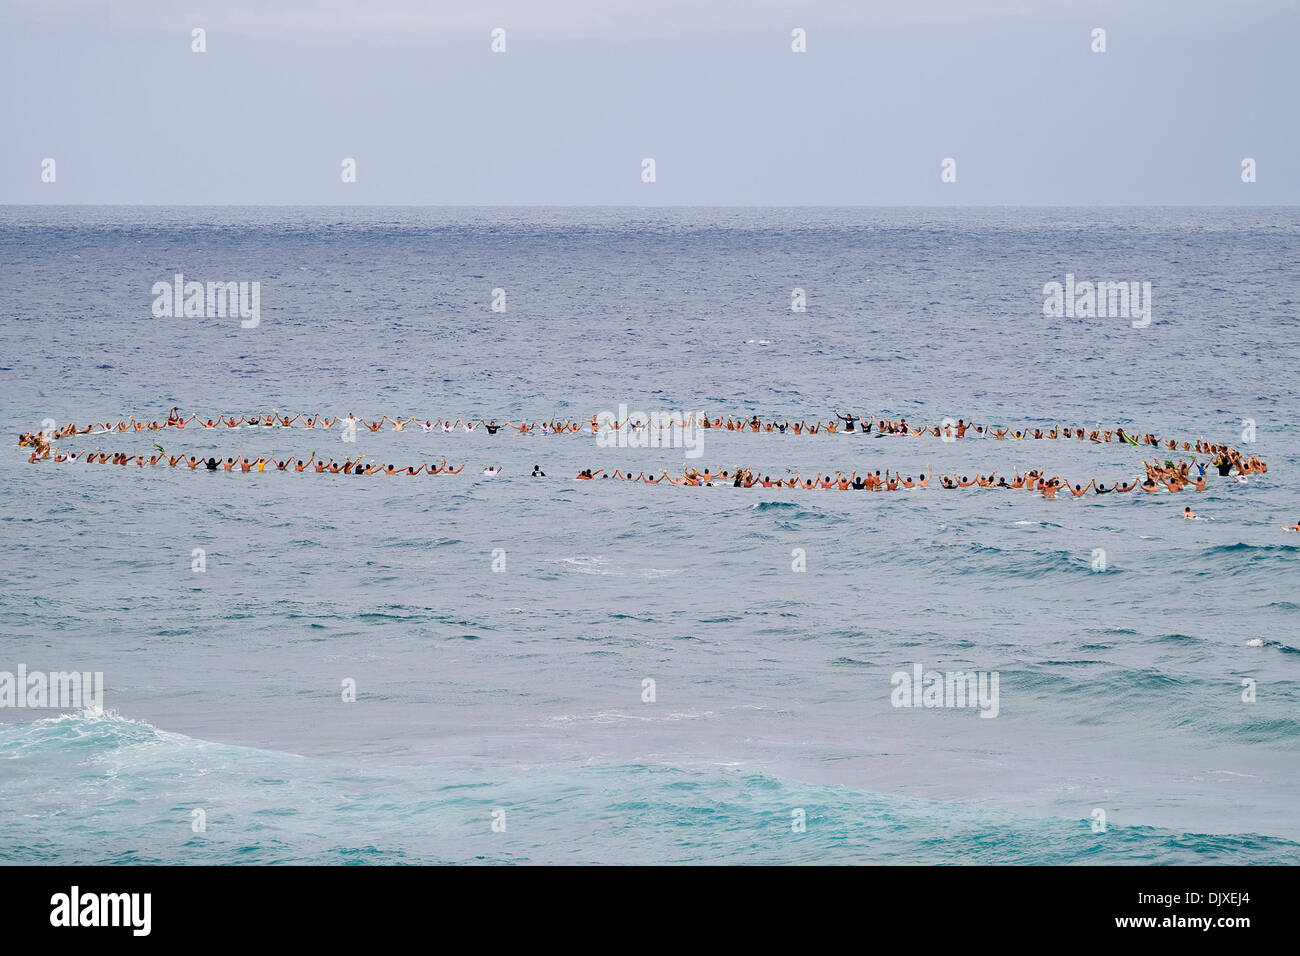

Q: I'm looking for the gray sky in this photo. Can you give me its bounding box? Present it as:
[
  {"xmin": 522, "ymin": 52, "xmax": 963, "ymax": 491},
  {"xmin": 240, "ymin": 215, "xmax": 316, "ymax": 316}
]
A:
[{"xmin": 3, "ymin": 0, "xmax": 1296, "ymax": 204}]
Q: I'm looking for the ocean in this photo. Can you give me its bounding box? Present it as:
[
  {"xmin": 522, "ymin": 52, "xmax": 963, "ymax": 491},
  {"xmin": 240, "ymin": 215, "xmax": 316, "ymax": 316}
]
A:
[{"xmin": 1, "ymin": 206, "xmax": 1297, "ymax": 864}]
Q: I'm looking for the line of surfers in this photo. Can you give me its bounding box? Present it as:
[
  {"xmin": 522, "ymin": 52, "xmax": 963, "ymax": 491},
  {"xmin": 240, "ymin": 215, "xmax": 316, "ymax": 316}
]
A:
[
  {"xmin": 30, "ymin": 450, "xmax": 471, "ymax": 475},
  {"xmin": 577, "ymin": 458, "xmax": 1254, "ymax": 495},
  {"xmin": 33, "ymin": 449, "xmax": 1259, "ymax": 495},
  {"xmin": 20, "ymin": 434, "xmax": 1268, "ymax": 478},
  {"xmin": 24, "ymin": 449, "xmax": 1300, "ymax": 529},
  {"xmin": 24, "ymin": 408, "xmax": 1244, "ymax": 454}
]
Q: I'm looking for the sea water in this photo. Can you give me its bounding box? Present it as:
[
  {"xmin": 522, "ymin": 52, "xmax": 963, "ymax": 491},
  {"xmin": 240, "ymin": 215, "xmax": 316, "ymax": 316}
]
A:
[{"xmin": 1, "ymin": 206, "xmax": 1297, "ymax": 864}]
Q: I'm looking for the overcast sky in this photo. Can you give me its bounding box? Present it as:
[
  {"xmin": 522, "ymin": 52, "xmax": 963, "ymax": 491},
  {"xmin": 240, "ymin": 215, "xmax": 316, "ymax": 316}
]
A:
[{"xmin": 3, "ymin": 0, "xmax": 1296, "ymax": 204}]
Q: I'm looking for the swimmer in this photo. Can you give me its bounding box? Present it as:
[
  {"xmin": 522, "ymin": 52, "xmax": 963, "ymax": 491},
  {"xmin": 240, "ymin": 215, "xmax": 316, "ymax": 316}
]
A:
[
  {"xmin": 1068, "ymin": 479, "xmax": 1094, "ymax": 497},
  {"xmin": 531, "ymin": 465, "xmax": 546, "ymax": 477}
]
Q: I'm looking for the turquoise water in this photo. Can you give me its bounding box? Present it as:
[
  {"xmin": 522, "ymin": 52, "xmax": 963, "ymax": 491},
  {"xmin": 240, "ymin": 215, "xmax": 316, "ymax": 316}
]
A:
[
  {"xmin": 4, "ymin": 711, "xmax": 1297, "ymax": 865},
  {"xmin": 1, "ymin": 207, "xmax": 1298, "ymax": 864}
]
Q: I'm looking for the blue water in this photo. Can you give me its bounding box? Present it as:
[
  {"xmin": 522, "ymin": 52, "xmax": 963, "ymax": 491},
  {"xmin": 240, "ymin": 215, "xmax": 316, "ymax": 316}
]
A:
[{"xmin": 2, "ymin": 206, "xmax": 1298, "ymax": 864}]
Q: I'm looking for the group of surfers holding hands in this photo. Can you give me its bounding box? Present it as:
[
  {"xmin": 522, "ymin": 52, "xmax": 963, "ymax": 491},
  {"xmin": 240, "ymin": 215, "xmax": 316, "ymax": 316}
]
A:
[
  {"xmin": 23, "ymin": 407, "xmax": 1255, "ymax": 453},
  {"xmin": 36, "ymin": 449, "xmax": 467, "ymax": 476},
  {"xmin": 575, "ymin": 461, "xmax": 1229, "ymax": 495}
]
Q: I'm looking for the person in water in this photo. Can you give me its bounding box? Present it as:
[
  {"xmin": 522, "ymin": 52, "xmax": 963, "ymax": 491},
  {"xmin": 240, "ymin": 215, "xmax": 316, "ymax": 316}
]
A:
[{"xmin": 33, "ymin": 449, "xmax": 1245, "ymax": 507}]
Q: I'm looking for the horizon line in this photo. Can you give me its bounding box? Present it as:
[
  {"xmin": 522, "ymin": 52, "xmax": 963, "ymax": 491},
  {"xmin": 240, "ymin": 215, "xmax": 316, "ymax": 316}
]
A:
[{"xmin": 4, "ymin": 202, "xmax": 1298, "ymax": 209}]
